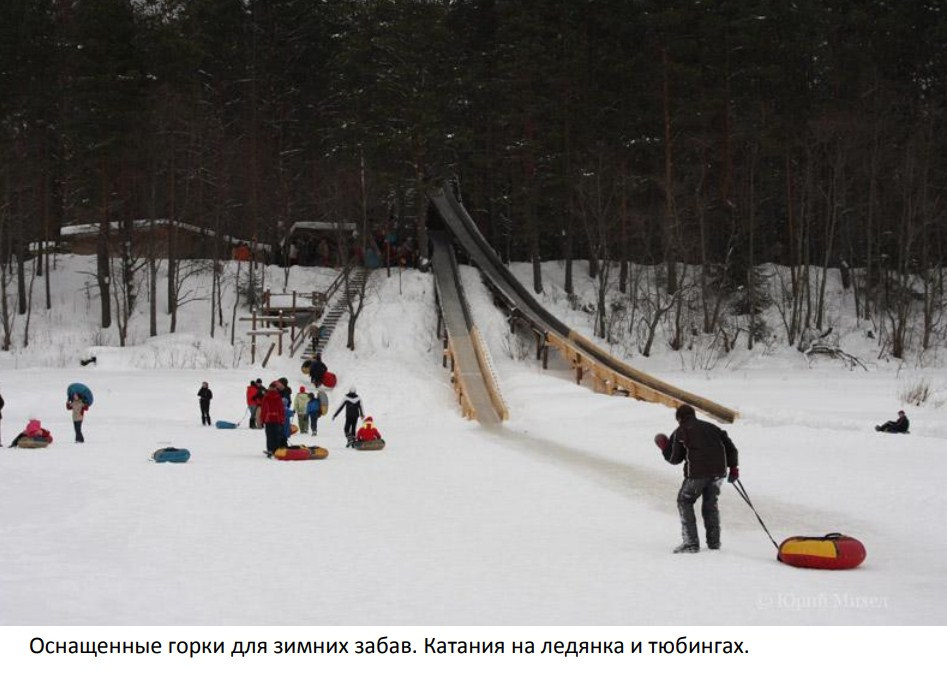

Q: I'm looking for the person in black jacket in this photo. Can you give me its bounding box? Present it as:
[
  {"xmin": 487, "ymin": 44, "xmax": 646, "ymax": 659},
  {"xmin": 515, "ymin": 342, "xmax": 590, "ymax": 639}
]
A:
[
  {"xmin": 309, "ymin": 352, "xmax": 328, "ymax": 387},
  {"xmin": 656, "ymin": 404, "xmax": 739, "ymax": 554},
  {"xmin": 197, "ymin": 382, "xmax": 213, "ymax": 426},
  {"xmin": 876, "ymin": 410, "xmax": 909, "ymax": 433},
  {"xmin": 332, "ymin": 386, "xmax": 364, "ymax": 447}
]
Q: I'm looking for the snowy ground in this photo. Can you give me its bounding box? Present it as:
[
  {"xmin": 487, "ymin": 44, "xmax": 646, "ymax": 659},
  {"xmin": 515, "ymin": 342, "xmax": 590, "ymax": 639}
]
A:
[{"xmin": 1, "ymin": 258, "xmax": 946, "ymax": 629}]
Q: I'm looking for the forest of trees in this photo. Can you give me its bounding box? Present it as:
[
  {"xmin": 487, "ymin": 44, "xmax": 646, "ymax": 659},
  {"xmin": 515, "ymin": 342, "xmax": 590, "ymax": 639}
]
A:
[{"xmin": 1, "ymin": 0, "xmax": 946, "ymax": 357}]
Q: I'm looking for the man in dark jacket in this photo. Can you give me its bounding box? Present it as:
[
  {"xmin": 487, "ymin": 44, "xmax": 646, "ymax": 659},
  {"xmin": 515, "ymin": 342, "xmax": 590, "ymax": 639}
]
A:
[
  {"xmin": 658, "ymin": 404, "xmax": 739, "ymax": 553},
  {"xmin": 876, "ymin": 410, "xmax": 909, "ymax": 433}
]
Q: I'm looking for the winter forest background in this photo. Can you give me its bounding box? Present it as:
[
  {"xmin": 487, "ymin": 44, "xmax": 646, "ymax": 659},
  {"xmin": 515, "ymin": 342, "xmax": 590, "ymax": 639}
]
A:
[{"xmin": 2, "ymin": 0, "xmax": 947, "ymax": 363}]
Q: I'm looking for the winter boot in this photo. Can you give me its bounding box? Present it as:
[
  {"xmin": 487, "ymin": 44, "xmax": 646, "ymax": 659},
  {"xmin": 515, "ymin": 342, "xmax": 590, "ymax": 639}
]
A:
[{"xmin": 673, "ymin": 543, "xmax": 699, "ymax": 554}]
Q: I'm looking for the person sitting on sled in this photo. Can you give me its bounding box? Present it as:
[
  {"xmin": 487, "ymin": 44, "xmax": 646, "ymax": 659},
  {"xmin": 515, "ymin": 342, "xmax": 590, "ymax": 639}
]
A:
[
  {"xmin": 10, "ymin": 418, "xmax": 54, "ymax": 447},
  {"xmin": 876, "ymin": 409, "xmax": 909, "ymax": 433},
  {"xmin": 356, "ymin": 416, "xmax": 382, "ymax": 443}
]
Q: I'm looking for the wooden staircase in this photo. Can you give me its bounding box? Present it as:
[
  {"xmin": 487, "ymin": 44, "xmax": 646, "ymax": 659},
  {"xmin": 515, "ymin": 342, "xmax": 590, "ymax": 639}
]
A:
[{"xmin": 302, "ymin": 267, "xmax": 369, "ymax": 357}]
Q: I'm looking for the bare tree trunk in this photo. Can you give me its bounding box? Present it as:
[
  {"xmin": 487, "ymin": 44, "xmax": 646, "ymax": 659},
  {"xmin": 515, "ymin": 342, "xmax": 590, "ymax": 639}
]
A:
[
  {"xmin": 746, "ymin": 146, "xmax": 757, "ymax": 351},
  {"xmin": 230, "ymin": 260, "xmax": 242, "ymax": 347},
  {"xmin": 661, "ymin": 47, "xmax": 678, "ymax": 295},
  {"xmin": 97, "ymin": 156, "xmax": 112, "ymax": 330}
]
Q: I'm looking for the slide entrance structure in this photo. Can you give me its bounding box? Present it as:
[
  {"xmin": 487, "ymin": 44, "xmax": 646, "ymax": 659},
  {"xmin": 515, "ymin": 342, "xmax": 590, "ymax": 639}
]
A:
[{"xmin": 428, "ymin": 185, "xmax": 738, "ymax": 425}]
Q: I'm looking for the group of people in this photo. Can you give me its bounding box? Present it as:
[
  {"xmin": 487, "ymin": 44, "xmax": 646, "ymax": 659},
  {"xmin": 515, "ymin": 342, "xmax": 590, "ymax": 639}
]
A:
[
  {"xmin": 255, "ymin": 379, "xmax": 380, "ymax": 455},
  {"xmin": 192, "ymin": 362, "xmax": 380, "ymax": 456}
]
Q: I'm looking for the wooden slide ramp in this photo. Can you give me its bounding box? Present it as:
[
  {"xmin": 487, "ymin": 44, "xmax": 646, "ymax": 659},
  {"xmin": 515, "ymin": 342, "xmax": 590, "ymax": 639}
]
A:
[{"xmin": 428, "ymin": 186, "xmax": 738, "ymax": 424}]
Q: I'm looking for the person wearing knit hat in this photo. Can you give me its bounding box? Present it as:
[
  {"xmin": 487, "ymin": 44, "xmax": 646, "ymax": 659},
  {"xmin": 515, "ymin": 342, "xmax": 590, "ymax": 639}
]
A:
[{"xmin": 294, "ymin": 385, "xmax": 311, "ymax": 434}]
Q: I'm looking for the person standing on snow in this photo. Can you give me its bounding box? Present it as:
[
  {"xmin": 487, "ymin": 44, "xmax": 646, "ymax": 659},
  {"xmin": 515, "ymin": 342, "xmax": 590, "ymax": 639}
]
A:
[
  {"xmin": 307, "ymin": 392, "xmax": 321, "ymax": 435},
  {"xmin": 253, "ymin": 379, "xmax": 265, "ymax": 428},
  {"xmin": 294, "ymin": 386, "xmax": 311, "ymax": 434},
  {"xmin": 67, "ymin": 392, "xmax": 87, "ymax": 443},
  {"xmin": 332, "ymin": 386, "xmax": 364, "ymax": 447},
  {"xmin": 282, "ymin": 388, "xmax": 294, "ymax": 441},
  {"xmin": 198, "ymin": 381, "xmax": 213, "ymax": 426},
  {"xmin": 260, "ymin": 383, "xmax": 287, "ymax": 455},
  {"xmin": 0, "ymin": 389, "xmax": 4, "ymax": 446},
  {"xmin": 246, "ymin": 380, "xmax": 263, "ymax": 429},
  {"xmin": 657, "ymin": 404, "xmax": 738, "ymax": 554}
]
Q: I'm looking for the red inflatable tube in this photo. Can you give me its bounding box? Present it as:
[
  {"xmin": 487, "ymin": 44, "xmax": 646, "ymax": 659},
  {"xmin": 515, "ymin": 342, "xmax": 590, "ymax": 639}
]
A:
[{"xmin": 777, "ymin": 533, "xmax": 867, "ymax": 570}]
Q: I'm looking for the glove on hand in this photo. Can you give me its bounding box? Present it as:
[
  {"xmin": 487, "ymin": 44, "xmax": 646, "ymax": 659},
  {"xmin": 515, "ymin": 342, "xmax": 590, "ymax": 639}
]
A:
[
  {"xmin": 728, "ymin": 467, "xmax": 740, "ymax": 483},
  {"xmin": 654, "ymin": 433, "xmax": 670, "ymax": 452}
]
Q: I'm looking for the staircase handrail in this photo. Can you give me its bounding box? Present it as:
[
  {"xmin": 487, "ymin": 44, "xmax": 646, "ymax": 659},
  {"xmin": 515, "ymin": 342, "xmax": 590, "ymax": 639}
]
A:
[{"xmin": 289, "ymin": 259, "xmax": 358, "ymax": 357}]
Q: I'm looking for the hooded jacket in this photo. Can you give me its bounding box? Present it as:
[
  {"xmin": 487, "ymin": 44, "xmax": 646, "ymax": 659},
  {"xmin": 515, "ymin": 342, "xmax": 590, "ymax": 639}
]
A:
[
  {"xmin": 332, "ymin": 392, "xmax": 363, "ymax": 422},
  {"xmin": 294, "ymin": 391, "xmax": 310, "ymax": 415},
  {"xmin": 260, "ymin": 388, "xmax": 286, "ymax": 424}
]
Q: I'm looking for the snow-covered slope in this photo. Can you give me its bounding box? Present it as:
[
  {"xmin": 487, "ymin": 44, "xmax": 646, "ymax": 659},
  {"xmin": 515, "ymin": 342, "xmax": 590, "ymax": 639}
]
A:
[{"xmin": 1, "ymin": 257, "xmax": 945, "ymax": 626}]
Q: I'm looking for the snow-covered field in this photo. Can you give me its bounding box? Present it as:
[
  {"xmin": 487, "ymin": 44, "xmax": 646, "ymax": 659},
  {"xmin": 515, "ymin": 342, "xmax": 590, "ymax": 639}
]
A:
[
  {"xmin": 1, "ymin": 256, "xmax": 944, "ymax": 625},
  {"xmin": 1, "ymin": 255, "xmax": 946, "ymax": 680}
]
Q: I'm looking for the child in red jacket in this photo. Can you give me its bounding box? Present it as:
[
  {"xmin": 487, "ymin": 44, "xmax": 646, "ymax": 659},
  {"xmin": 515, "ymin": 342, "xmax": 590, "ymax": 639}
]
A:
[{"xmin": 355, "ymin": 416, "xmax": 382, "ymax": 442}]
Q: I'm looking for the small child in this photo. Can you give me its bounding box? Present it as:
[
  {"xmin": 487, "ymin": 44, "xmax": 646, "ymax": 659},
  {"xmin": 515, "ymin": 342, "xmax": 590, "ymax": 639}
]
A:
[
  {"xmin": 307, "ymin": 392, "xmax": 321, "ymax": 435},
  {"xmin": 294, "ymin": 386, "xmax": 310, "ymax": 434},
  {"xmin": 11, "ymin": 418, "xmax": 54, "ymax": 447},
  {"xmin": 356, "ymin": 416, "xmax": 382, "ymax": 442}
]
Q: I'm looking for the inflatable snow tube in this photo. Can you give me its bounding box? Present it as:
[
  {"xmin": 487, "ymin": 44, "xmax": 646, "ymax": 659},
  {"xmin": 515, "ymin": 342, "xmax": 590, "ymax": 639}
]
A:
[
  {"xmin": 215, "ymin": 420, "xmax": 238, "ymax": 429},
  {"xmin": 152, "ymin": 447, "xmax": 191, "ymax": 463},
  {"xmin": 777, "ymin": 533, "xmax": 866, "ymax": 570},
  {"xmin": 67, "ymin": 382, "xmax": 94, "ymax": 407},
  {"xmin": 304, "ymin": 445, "xmax": 329, "ymax": 460},
  {"xmin": 318, "ymin": 390, "xmax": 329, "ymax": 415},
  {"xmin": 322, "ymin": 371, "xmax": 337, "ymax": 388},
  {"xmin": 354, "ymin": 438, "xmax": 386, "ymax": 451},
  {"xmin": 17, "ymin": 437, "xmax": 51, "ymax": 449},
  {"xmin": 272, "ymin": 445, "xmax": 319, "ymax": 461}
]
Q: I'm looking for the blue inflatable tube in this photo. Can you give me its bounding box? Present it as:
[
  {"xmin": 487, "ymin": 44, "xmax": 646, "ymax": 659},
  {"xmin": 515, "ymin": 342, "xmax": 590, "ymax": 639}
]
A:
[
  {"xmin": 67, "ymin": 382, "xmax": 94, "ymax": 407},
  {"xmin": 152, "ymin": 448, "xmax": 191, "ymax": 463}
]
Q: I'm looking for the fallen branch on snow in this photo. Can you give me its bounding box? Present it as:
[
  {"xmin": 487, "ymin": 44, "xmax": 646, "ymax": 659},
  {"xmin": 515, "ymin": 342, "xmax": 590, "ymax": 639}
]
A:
[{"xmin": 802, "ymin": 344, "xmax": 868, "ymax": 371}]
